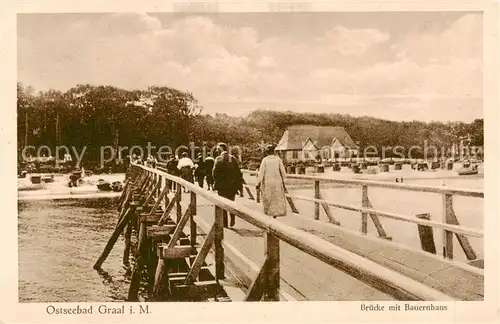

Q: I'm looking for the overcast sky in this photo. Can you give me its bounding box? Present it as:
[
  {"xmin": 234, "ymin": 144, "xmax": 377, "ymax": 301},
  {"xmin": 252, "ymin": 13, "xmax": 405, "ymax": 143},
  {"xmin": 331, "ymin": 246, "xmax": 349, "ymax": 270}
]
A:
[{"xmin": 18, "ymin": 12, "xmax": 482, "ymax": 122}]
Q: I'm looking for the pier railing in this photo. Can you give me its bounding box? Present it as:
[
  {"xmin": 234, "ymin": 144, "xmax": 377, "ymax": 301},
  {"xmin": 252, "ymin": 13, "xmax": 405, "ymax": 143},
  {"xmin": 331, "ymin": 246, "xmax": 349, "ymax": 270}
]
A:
[
  {"xmin": 241, "ymin": 169, "xmax": 483, "ymax": 262},
  {"xmin": 101, "ymin": 163, "xmax": 457, "ymax": 301}
]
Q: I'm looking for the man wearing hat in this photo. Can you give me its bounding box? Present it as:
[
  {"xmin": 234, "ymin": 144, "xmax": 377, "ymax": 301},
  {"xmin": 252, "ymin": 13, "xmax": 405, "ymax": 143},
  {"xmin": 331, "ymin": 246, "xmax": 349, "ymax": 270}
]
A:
[
  {"xmin": 194, "ymin": 153, "xmax": 206, "ymax": 188},
  {"xmin": 212, "ymin": 143, "xmax": 243, "ymax": 227}
]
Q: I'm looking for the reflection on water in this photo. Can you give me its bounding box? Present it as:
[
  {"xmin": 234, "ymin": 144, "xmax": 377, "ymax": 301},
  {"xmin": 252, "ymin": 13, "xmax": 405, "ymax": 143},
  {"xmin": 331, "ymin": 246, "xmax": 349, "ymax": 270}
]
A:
[{"xmin": 18, "ymin": 198, "xmax": 140, "ymax": 303}]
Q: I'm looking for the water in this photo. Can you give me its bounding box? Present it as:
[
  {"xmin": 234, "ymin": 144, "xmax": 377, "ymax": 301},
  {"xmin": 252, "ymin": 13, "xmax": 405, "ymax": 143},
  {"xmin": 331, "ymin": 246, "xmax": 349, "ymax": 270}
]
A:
[{"xmin": 18, "ymin": 197, "xmax": 133, "ymax": 303}]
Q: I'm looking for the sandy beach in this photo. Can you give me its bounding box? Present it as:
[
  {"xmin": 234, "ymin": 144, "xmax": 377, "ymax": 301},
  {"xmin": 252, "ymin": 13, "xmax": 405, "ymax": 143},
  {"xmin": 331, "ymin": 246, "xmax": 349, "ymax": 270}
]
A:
[{"xmin": 17, "ymin": 173, "xmax": 126, "ymax": 199}]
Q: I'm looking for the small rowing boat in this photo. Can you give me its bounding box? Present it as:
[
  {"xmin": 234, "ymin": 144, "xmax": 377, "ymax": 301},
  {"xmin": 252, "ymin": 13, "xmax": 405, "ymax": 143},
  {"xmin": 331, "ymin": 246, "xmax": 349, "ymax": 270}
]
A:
[
  {"xmin": 457, "ymin": 162, "xmax": 479, "ymax": 176},
  {"xmin": 97, "ymin": 179, "xmax": 112, "ymax": 191}
]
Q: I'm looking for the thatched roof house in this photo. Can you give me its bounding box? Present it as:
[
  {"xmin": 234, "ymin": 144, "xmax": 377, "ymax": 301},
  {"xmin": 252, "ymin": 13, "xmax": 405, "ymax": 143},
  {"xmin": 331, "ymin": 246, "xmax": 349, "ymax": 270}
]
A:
[{"xmin": 275, "ymin": 125, "xmax": 359, "ymax": 161}]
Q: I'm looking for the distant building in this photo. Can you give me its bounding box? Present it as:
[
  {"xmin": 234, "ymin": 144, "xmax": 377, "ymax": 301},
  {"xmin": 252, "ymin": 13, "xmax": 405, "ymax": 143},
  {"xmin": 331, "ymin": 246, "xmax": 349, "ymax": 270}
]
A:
[{"xmin": 275, "ymin": 125, "xmax": 359, "ymax": 162}]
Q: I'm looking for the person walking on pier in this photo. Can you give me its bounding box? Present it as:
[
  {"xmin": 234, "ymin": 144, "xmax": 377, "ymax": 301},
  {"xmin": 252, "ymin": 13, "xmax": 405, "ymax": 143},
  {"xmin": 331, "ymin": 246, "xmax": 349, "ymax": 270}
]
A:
[
  {"xmin": 256, "ymin": 144, "xmax": 287, "ymax": 219},
  {"xmin": 194, "ymin": 153, "xmax": 206, "ymax": 188},
  {"xmin": 231, "ymin": 148, "xmax": 245, "ymax": 197},
  {"xmin": 166, "ymin": 155, "xmax": 179, "ymax": 190},
  {"xmin": 204, "ymin": 154, "xmax": 215, "ymax": 190},
  {"xmin": 213, "ymin": 143, "xmax": 243, "ymax": 227},
  {"xmin": 178, "ymin": 152, "xmax": 194, "ymax": 192}
]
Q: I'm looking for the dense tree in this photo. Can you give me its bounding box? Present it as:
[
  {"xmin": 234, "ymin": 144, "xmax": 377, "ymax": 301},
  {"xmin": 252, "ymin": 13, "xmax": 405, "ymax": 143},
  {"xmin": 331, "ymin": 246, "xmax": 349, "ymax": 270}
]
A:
[{"xmin": 17, "ymin": 83, "xmax": 484, "ymax": 164}]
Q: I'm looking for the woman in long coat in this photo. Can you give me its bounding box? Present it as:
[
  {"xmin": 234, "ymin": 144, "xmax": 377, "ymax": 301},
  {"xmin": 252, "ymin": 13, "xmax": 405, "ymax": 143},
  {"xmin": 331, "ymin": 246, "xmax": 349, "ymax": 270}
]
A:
[{"xmin": 256, "ymin": 145, "xmax": 287, "ymax": 218}]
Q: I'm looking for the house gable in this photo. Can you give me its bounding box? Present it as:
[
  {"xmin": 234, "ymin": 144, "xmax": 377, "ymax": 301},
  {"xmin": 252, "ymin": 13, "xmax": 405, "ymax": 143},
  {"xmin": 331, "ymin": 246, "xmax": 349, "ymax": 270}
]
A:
[
  {"xmin": 331, "ymin": 137, "xmax": 345, "ymax": 151},
  {"xmin": 302, "ymin": 138, "xmax": 318, "ymax": 151}
]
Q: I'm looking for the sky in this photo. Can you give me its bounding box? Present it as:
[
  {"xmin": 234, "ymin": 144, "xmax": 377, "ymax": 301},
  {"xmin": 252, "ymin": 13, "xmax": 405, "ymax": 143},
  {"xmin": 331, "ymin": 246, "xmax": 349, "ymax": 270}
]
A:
[{"xmin": 17, "ymin": 12, "xmax": 483, "ymax": 122}]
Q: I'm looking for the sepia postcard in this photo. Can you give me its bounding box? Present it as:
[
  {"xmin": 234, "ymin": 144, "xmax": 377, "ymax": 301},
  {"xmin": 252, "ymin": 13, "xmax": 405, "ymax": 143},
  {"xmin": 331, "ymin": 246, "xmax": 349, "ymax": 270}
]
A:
[{"xmin": 1, "ymin": 0, "xmax": 499, "ymax": 323}]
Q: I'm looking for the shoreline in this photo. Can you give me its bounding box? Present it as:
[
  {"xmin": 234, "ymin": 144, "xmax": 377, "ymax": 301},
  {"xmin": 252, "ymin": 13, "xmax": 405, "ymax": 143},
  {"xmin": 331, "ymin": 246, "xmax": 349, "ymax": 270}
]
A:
[
  {"xmin": 17, "ymin": 167, "xmax": 483, "ymax": 200},
  {"xmin": 18, "ymin": 173, "xmax": 126, "ymax": 199}
]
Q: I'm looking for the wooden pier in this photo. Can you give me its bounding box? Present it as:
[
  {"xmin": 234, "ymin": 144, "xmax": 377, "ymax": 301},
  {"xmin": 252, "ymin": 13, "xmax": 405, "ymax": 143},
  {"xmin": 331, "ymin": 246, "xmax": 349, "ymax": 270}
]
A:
[{"xmin": 93, "ymin": 164, "xmax": 484, "ymax": 302}]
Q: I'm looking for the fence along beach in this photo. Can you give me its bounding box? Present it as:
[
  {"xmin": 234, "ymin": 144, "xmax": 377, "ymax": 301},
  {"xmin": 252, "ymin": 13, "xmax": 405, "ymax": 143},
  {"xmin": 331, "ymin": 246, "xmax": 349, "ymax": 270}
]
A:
[{"xmin": 245, "ymin": 161, "xmax": 484, "ymax": 262}]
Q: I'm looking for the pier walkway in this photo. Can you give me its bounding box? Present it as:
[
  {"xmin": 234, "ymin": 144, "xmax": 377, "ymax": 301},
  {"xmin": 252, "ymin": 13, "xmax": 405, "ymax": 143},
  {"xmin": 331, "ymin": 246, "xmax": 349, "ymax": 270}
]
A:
[{"xmin": 93, "ymin": 164, "xmax": 484, "ymax": 302}]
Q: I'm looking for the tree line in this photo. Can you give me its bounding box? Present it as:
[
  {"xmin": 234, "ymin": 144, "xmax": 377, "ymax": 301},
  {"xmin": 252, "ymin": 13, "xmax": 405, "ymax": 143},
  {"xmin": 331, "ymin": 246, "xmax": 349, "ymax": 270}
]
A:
[{"xmin": 17, "ymin": 83, "xmax": 484, "ymax": 164}]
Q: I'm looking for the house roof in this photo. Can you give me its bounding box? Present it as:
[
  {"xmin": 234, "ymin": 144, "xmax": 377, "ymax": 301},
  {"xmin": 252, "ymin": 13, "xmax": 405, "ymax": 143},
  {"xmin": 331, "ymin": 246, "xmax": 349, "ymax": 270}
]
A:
[{"xmin": 275, "ymin": 125, "xmax": 358, "ymax": 151}]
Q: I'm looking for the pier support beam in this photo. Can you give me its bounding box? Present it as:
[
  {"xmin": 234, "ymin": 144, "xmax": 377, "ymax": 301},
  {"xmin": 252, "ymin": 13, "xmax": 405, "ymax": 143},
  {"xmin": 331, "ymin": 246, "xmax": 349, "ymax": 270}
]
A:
[
  {"xmin": 94, "ymin": 207, "xmax": 132, "ymax": 269},
  {"xmin": 128, "ymin": 219, "xmax": 147, "ymax": 301},
  {"xmin": 123, "ymin": 220, "xmax": 133, "ymax": 265}
]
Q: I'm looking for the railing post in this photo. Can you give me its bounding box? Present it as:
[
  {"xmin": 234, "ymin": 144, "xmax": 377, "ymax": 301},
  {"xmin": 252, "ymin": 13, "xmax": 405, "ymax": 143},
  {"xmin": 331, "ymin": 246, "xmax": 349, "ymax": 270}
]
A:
[
  {"xmin": 442, "ymin": 193, "xmax": 454, "ymax": 259},
  {"xmin": 190, "ymin": 191, "xmax": 197, "ymax": 250},
  {"xmin": 361, "ymin": 185, "xmax": 368, "ymax": 234},
  {"xmin": 158, "ymin": 175, "xmax": 162, "ymax": 197},
  {"xmin": 176, "ymin": 185, "xmax": 182, "ymax": 223},
  {"xmin": 265, "ymin": 232, "xmax": 280, "ymax": 301},
  {"xmin": 214, "ymin": 206, "xmax": 225, "ymax": 280},
  {"xmin": 314, "ymin": 180, "xmax": 320, "ymax": 220},
  {"xmin": 153, "ymin": 173, "xmax": 157, "ymax": 198},
  {"xmin": 164, "ymin": 177, "xmax": 169, "ymax": 208}
]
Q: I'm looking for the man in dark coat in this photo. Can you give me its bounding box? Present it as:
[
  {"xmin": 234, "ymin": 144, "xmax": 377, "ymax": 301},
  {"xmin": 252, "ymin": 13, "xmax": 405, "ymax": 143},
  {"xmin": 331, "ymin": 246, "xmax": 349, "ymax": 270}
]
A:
[
  {"xmin": 204, "ymin": 154, "xmax": 215, "ymax": 190},
  {"xmin": 231, "ymin": 148, "xmax": 245, "ymax": 197},
  {"xmin": 194, "ymin": 153, "xmax": 206, "ymax": 188},
  {"xmin": 213, "ymin": 143, "xmax": 243, "ymax": 227},
  {"xmin": 166, "ymin": 156, "xmax": 179, "ymax": 190}
]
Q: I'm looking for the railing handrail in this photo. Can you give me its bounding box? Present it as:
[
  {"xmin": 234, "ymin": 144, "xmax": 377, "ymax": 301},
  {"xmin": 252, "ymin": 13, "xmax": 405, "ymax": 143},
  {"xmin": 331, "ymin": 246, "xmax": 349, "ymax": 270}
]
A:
[
  {"xmin": 284, "ymin": 192, "xmax": 483, "ymax": 238},
  {"xmin": 135, "ymin": 164, "xmax": 455, "ymax": 301},
  {"xmin": 241, "ymin": 169, "xmax": 484, "ymax": 198}
]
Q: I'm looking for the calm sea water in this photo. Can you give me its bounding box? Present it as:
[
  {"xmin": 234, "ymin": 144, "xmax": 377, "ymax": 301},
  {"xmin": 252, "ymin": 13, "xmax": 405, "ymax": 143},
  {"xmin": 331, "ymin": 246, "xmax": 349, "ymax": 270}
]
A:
[{"xmin": 18, "ymin": 198, "xmax": 139, "ymax": 303}]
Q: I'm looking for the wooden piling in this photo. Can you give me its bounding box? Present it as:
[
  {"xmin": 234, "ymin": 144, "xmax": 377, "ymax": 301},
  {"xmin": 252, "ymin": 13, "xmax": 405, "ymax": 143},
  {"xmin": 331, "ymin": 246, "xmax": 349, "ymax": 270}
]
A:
[
  {"xmin": 128, "ymin": 219, "xmax": 147, "ymax": 301},
  {"xmin": 123, "ymin": 221, "xmax": 133, "ymax": 265},
  {"xmin": 94, "ymin": 207, "xmax": 132, "ymax": 269},
  {"xmin": 152, "ymin": 258, "xmax": 167, "ymax": 300},
  {"xmin": 416, "ymin": 213, "xmax": 436, "ymax": 254},
  {"xmin": 146, "ymin": 237, "xmax": 158, "ymax": 289}
]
